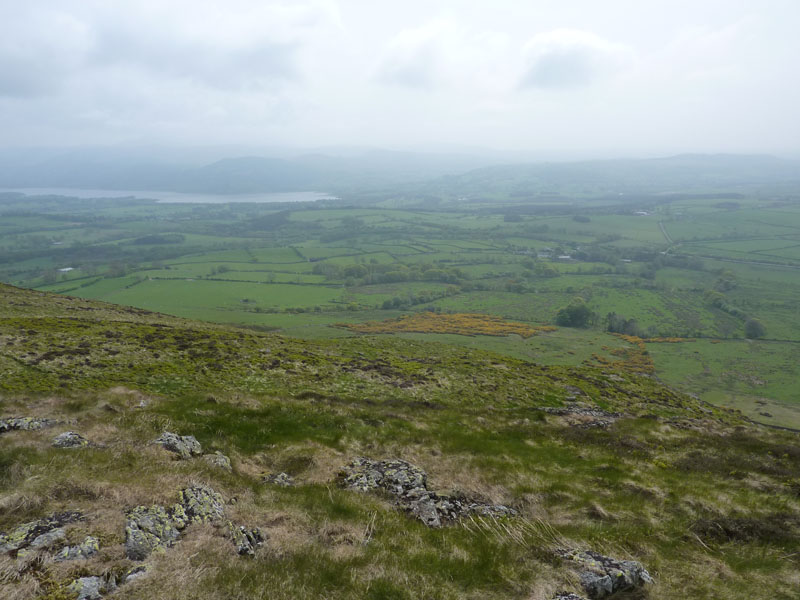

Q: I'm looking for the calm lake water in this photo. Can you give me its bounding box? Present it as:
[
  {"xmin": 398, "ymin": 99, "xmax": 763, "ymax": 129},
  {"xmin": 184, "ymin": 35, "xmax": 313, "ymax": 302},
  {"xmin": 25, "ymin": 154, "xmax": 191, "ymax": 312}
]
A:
[{"xmin": 2, "ymin": 187, "xmax": 338, "ymax": 204}]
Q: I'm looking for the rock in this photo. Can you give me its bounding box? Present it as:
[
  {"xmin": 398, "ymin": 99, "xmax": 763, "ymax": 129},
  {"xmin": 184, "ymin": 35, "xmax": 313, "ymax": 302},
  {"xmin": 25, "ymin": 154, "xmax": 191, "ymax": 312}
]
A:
[
  {"xmin": 125, "ymin": 485, "xmax": 226, "ymax": 560},
  {"xmin": 559, "ymin": 549, "xmax": 653, "ymax": 599},
  {"xmin": 54, "ymin": 535, "xmax": 99, "ymax": 561},
  {"xmin": 124, "ymin": 505, "xmax": 182, "ymax": 560},
  {"xmin": 52, "ymin": 431, "xmax": 90, "ymax": 448},
  {"xmin": 339, "ymin": 458, "xmax": 427, "ymax": 495},
  {"xmin": 177, "ymin": 485, "xmax": 226, "ymax": 524},
  {"xmin": 203, "ymin": 451, "xmax": 232, "ymax": 471},
  {"xmin": 154, "ymin": 431, "xmax": 202, "ymax": 459},
  {"xmin": 124, "ymin": 565, "xmax": 148, "ymax": 584},
  {"xmin": 338, "ymin": 458, "xmax": 517, "ymax": 527},
  {"xmin": 0, "ymin": 511, "xmax": 83, "ymax": 555},
  {"xmin": 262, "ymin": 472, "xmax": 295, "ymax": 487},
  {"xmin": 229, "ymin": 522, "xmax": 265, "ymax": 555},
  {"xmin": 541, "ymin": 404, "xmax": 621, "ymax": 429},
  {"xmin": 67, "ymin": 575, "xmax": 116, "ymax": 600},
  {"xmin": 553, "ymin": 593, "xmax": 587, "ymax": 600},
  {"xmin": 0, "ymin": 417, "xmax": 57, "ymax": 434}
]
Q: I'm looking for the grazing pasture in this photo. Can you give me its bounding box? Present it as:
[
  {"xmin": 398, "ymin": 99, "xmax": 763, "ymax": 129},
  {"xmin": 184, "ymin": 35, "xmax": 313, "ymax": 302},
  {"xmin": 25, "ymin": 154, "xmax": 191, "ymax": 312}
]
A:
[{"xmin": 2, "ymin": 190, "xmax": 800, "ymax": 426}]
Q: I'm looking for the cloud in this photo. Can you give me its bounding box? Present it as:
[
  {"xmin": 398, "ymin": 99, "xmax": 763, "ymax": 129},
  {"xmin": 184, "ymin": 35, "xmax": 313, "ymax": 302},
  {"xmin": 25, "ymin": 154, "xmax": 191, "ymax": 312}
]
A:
[
  {"xmin": 374, "ymin": 21, "xmax": 451, "ymax": 89},
  {"xmin": 521, "ymin": 29, "xmax": 635, "ymax": 89},
  {"xmin": 0, "ymin": 6, "xmax": 90, "ymax": 97}
]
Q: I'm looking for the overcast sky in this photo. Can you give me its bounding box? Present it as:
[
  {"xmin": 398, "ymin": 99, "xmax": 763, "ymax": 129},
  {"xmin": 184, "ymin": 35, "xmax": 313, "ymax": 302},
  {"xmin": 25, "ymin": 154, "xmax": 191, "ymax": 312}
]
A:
[{"xmin": 1, "ymin": 0, "xmax": 799, "ymax": 158}]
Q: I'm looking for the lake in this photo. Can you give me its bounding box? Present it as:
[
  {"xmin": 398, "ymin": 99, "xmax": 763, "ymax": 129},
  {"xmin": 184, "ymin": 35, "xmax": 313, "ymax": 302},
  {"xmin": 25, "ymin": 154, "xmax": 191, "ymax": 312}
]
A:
[{"xmin": 1, "ymin": 187, "xmax": 338, "ymax": 204}]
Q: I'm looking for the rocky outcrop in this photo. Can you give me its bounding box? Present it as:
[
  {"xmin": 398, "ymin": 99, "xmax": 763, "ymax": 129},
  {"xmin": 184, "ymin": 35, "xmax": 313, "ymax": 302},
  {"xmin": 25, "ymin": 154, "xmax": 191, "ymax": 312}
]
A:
[
  {"xmin": 262, "ymin": 472, "xmax": 295, "ymax": 487},
  {"xmin": 67, "ymin": 575, "xmax": 116, "ymax": 600},
  {"xmin": 125, "ymin": 505, "xmax": 183, "ymax": 560},
  {"xmin": 203, "ymin": 451, "xmax": 232, "ymax": 471},
  {"xmin": 177, "ymin": 485, "xmax": 226, "ymax": 524},
  {"xmin": 338, "ymin": 458, "xmax": 517, "ymax": 527},
  {"xmin": 126, "ymin": 485, "xmax": 257, "ymax": 560},
  {"xmin": 553, "ymin": 593, "xmax": 587, "ymax": 600},
  {"xmin": 229, "ymin": 523, "xmax": 265, "ymax": 556},
  {"xmin": 542, "ymin": 404, "xmax": 621, "ymax": 429},
  {"xmin": 559, "ymin": 549, "xmax": 653, "ymax": 599},
  {"xmin": 52, "ymin": 431, "xmax": 91, "ymax": 448},
  {"xmin": 0, "ymin": 511, "xmax": 83, "ymax": 556},
  {"xmin": 0, "ymin": 417, "xmax": 57, "ymax": 434},
  {"xmin": 55, "ymin": 535, "xmax": 100, "ymax": 561},
  {"xmin": 154, "ymin": 431, "xmax": 203, "ymax": 459}
]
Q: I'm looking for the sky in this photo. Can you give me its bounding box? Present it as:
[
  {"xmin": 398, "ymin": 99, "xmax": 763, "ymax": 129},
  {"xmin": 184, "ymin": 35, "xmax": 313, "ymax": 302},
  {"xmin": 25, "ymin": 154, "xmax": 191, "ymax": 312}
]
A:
[{"xmin": 1, "ymin": 0, "xmax": 799, "ymax": 158}]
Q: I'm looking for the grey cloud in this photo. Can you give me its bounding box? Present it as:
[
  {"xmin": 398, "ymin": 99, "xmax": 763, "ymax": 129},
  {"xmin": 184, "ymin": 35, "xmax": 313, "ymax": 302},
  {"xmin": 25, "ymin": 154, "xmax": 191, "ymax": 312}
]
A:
[
  {"xmin": 0, "ymin": 7, "xmax": 90, "ymax": 97},
  {"xmin": 90, "ymin": 24, "xmax": 298, "ymax": 90},
  {"xmin": 520, "ymin": 29, "xmax": 634, "ymax": 89},
  {"xmin": 375, "ymin": 45, "xmax": 437, "ymax": 89},
  {"xmin": 522, "ymin": 47, "xmax": 598, "ymax": 88}
]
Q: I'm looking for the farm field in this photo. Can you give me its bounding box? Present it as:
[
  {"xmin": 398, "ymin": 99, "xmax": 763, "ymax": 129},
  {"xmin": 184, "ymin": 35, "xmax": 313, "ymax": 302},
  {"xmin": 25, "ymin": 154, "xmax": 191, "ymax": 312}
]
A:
[{"xmin": 2, "ymin": 190, "xmax": 800, "ymax": 426}]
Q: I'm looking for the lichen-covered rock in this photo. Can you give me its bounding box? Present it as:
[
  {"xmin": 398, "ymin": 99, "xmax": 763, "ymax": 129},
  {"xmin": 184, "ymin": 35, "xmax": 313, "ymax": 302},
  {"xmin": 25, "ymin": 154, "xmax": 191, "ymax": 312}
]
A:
[
  {"xmin": 203, "ymin": 451, "xmax": 232, "ymax": 471},
  {"xmin": 54, "ymin": 535, "xmax": 99, "ymax": 561},
  {"xmin": 125, "ymin": 485, "xmax": 226, "ymax": 560},
  {"xmin": 338, "ymin": 458, "xmax": 517, "ymax": 527},
  {"xmin": 0, "ymin": 511, "xmax": 83, "ymax": 555},
  {"xmin": 0, "ymin": 417, "xmax": 57, "ymax": 434},
  {"xmin": 154, "ymin": 431, "xmax": 202, "ymax": 459},
  {"xmin": 542, "ymin": 404, "xmax": 621, "ymax": 429},
  {"xmin": 340, "ymin": 457, "xmax": 427, "ymax": 495},
  {"xmin": 262, "ymin": 472, "xmax": 295, "ymax": 487},
  {"xmin": 178, "ymin": 485, "xmax": 225, "ymax": 524},
  {"xmin": 124, "ymin": 565, "xmax": 148, "ymax": 584},
  {"xmin": 52, "ymin": 431, "xmax": 90, "ymax": 448},
  {"xmin": 559, "ymin": 549, "xmax": 653, "ymax": 599},
  {"xmin": 67, "ymin": 575, "xmax": 116, "ymax": 600},
  {"xmin": 229, "ymin": 522, "xmax": 264, "ymax": 555},
  {"xmin": 124, "ymin": 505, "xmax": 181, "ymax": 560}
]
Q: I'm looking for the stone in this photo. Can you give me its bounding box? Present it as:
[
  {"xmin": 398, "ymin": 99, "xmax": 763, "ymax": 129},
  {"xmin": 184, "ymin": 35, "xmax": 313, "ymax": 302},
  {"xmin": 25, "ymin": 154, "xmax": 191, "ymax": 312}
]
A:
[
  {"xmin": 54, "ymin": 535, "xmax": 100, "ymax": 561},
  {"xmin": 553, "ymin": 594, "xmax": 587, "ymax": 600},
  {"xmin": 178, "ymin": 485, "xmax": 225, "ymax": 524},
  {"xmin": 229, "ymin": 522, "xmax": 265, "ymax": 555},
  {"xmin": 559, "ymin": 549, "xmax": 653, "ymax": 599},
  {"xmin": 124, "ymin": 565, "xmax": 148, "ymax": 584},
  {"xmin": 203, "ymin": 451, "xmax": 232, "ymax": 471},
  {"xmin": 124, "ymin": 505, "xmax": 181, "ymax": 560},
  {"xmin": 338, "ymin": 458, "xmax": 517, "ymax": 527},
  {"xmin": 67, "ymin": 575, "xmax": 116, "ymax": 600},
  {"xmin": 0, "ymin": 417, "xmax": 57, "ymax": 434},
  {"xmin": 339, "ymin": 458, "xmax": 427, "ymax": 495},
  {"xmin": 262, "ymin": 472, "xmax": 295, "ymax": 487},
  {"xmin": 0, "ymin": 511, "xmax": 83, "ymax": 555},
  {"xmin": 52, "ymin": 431, "xmax": 90, "ymax": 448},
  {"xmin": 125, "ymin": 485, "xmax": 226, "ymax": 560},
  {"xmin": 154, "ymin": 431, "xmax": 202, "ymax": 459},
  {"xmin": 541, "ymin": 404, "xmax": 621, "ymax": 429}
]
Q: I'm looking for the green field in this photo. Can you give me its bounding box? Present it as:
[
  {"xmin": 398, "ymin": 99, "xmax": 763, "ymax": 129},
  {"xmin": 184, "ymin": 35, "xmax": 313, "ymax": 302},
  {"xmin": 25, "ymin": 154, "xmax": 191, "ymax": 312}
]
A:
[{"xmin": 3, "ymin": 191, "xmax": 800, "ymax": 426}]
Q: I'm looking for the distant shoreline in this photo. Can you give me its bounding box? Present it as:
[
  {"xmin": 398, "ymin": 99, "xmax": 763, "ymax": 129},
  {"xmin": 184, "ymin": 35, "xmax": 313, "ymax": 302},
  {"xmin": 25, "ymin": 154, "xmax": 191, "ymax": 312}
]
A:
[{"xmin": 0, "ymin": 187, "xmax": 338, "ymax": 204}]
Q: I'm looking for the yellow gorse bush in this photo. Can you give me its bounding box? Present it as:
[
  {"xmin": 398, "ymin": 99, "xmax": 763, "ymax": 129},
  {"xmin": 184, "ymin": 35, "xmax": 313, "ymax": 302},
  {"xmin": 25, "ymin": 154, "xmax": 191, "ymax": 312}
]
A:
[{"xmin": 338, "ymin": 312, "xmax": 556, "ymax": 338}]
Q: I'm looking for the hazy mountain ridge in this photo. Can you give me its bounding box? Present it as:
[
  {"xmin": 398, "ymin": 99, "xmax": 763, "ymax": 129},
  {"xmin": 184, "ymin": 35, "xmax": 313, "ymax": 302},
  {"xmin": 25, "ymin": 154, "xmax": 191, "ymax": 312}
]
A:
[{"xmin": 1, "ymin": 150, "xmax": 799, "ymax": 197}]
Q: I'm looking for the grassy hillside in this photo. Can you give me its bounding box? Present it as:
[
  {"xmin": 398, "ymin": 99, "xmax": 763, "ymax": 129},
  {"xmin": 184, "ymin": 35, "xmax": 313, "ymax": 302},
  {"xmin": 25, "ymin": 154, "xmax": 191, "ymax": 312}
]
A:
[{"xmin": 0, "ymin": 283, "xmax": 798, "ymax": 599}]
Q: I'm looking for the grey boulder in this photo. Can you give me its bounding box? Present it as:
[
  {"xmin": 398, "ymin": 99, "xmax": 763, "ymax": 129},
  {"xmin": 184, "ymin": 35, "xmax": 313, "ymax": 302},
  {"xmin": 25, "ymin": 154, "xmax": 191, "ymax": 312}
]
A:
[
  {"xmin": 560, "ymin": 549, "xmax": 653, "ymax": 599},
  {"xmin": 52, "ymin": 431, "xmax": 90, "ymax": 448},
  {"xmin": 154, "ymin": 431, "xmax": 202, "ymax": 459}
]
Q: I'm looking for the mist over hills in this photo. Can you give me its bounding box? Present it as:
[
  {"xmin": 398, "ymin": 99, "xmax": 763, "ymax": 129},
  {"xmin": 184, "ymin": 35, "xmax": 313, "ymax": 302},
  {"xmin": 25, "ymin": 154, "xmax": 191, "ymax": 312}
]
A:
[{"xmin": 0, "ymin": 148, "xmax": 799, "ymax": 197}]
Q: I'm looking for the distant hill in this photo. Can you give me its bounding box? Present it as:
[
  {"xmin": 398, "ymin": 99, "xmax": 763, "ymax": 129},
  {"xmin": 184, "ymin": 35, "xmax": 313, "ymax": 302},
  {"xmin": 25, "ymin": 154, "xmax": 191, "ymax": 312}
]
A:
[
  {"xmin": 427, "ymin": 154, "xmax": 800, "ymax": 199},
  {"xmin": 1, "ymin": 149, "xmax": 799, "ymax": 197}
]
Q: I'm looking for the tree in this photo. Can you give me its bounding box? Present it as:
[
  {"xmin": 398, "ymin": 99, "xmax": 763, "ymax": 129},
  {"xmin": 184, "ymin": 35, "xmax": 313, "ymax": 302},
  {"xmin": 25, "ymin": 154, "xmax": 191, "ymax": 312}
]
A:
[
  {"xmin": 744, "ymin": 318, "xmax": 766, "ymax": 339},
  {"xmin": 555, "ymin": 298, "xmax": 595, "ymax": 328}
]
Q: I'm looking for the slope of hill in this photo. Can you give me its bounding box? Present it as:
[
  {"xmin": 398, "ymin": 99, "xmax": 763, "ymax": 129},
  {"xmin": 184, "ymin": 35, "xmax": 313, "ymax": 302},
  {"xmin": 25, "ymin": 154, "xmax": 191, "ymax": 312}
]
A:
[{"xmin": 0, "ymin": 283, "xmax": 798, "ymax": 599}]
